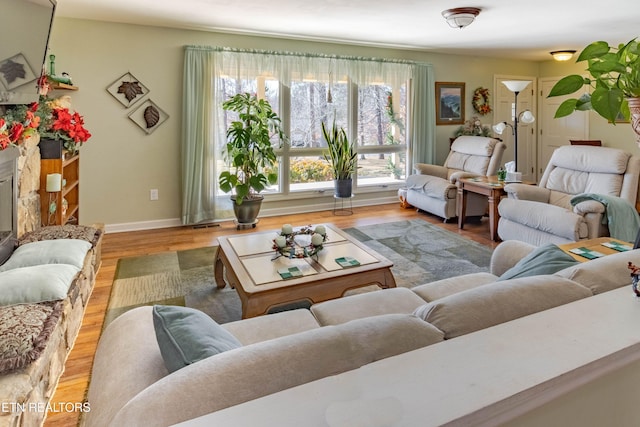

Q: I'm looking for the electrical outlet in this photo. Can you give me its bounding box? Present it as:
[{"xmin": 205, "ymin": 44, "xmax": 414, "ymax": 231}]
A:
[{"xmin": 150, "ymin": 189, "xmax": 159, "ymax": 201}]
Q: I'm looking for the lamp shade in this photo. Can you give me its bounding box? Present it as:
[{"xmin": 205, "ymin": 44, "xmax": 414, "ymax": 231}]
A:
[
  {"xmin": 502, "ymin": 80, "xmax": 532, "ymax": 93},
  {"xmin": 46, "ymin": 173, "xmax": 62, "ymax": 192},
  {"xmin": 492, "ymin": 122, "xmax": 507, "ymax": 135},
  {"xmin": 520, "ymin": 110, "xmax": 536, "ymax": 124}
]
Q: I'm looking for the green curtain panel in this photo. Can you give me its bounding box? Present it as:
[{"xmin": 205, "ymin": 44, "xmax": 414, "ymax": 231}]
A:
[
  {"xmin": 410, "ymin": 63, "xmax": 436, "ymax": 166},
  {"xmin": 181, "ymin": 46, "xmax": 216, "ymax": 225}
]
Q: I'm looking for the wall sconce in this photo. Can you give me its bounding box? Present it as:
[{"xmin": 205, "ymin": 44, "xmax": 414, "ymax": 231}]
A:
[
  {"xmin": 550, "ymin": 50, "xmax": 576, "ymax": 62},
  {"xmin": 441, "ymin": 7, "xmax": 481, "ymax": 29},
  {"xmin": 493, "ymin": 81, "xmax": 535, "ymax": 172}
]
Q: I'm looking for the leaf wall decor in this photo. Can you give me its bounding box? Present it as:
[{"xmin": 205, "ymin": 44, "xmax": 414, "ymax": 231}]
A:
[
  {"xmin": 143, "ymin": 105, "xmax": 160, "ymax": 128},
  {"xmin": 118, "ymin": 81, "xmax": 144, "ymax": 102},
  {"xmin": 107, "ymin": 72, "xmax": 149, "ymax": 107},
  {"xmin": 0, "ymin": 53, "xmax": 37, "ymax": 90},
  {"xmin": 128, "ymin": 99, "xmax": 168, "ymax": 134}
]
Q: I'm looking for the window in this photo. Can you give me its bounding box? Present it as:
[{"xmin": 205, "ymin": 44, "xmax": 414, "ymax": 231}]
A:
[
  {"xmin": 217, "ymin": 76, "xmax": 408, "ymax": 196},
  {"xmin": 182, "ymin": 46, "xmax": 433, "ymax": 224},
  {"xmin": 212, "ymin": 50, "xmax": 414, "ymax": 201}
]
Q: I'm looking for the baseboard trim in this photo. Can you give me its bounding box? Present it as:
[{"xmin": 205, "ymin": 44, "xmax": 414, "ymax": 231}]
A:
[
  {"xmin": 105, "ymin": 218, "xmax": 183, "ymax": 233},
  {"xmin": 103, "ymin": 197, "xmax": 398, "ymax": 233}
]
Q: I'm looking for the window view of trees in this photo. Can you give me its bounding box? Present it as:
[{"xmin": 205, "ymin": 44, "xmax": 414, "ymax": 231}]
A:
[{"xmin": 217, "ymin": 73, "xmax": 407, "ymax": 197}]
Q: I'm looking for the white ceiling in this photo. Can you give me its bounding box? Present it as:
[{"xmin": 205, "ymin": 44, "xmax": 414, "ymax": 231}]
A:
[{"xmin": 56, "ymin": 0, "xmax": 640, "ymax": 61}]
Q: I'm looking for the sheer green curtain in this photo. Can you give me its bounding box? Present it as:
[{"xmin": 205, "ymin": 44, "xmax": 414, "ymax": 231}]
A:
[
  {"xmin": 410, "ymin": 63, "xmax": 436, "ymax": 167},
  {"xmin": 182, "ymin": 46, "xmax": 435, "ymax": 223},
  {"xmin": 181, "ymin": 46, "xmax": 217, "ymax": 225}
]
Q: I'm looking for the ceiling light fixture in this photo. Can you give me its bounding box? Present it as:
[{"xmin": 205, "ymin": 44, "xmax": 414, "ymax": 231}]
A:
[
  {"xmin": 441, "ymin": 7, "xmax": 481, "ymax": 29},
  {"xmin": 550, "ymin": 50, "xmax": 576, "ymax": 62}
]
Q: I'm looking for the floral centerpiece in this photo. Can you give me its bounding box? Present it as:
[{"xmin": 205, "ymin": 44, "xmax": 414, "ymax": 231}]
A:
[
  {"xmin": 0, "ymin": 96, "xmax": 92, "ymax": 153},
  {"xmin": 272, "ymin": 224, "xmax": 328, "ymax": 259},
  {"xmin": 0, "ymin": 103, "xmax": 42, "ymax": 150},
  {"xmin": 40, "ymin": 97, "xmax": 91, "ymax": 154}
]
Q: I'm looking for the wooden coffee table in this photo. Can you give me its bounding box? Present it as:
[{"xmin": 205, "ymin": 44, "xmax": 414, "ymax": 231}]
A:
[{"xmin": 214, "ymin": 224, "xmax": 396, "ymax": 318}]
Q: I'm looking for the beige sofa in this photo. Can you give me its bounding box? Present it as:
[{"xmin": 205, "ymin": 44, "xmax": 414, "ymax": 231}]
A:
[
  {"xmin": 0, "ymin": 225, "xmax": 103, "ymax": 427},
  {"xmin": 83, "ymin": 241, "xmax": 638, "ymax": 427}
]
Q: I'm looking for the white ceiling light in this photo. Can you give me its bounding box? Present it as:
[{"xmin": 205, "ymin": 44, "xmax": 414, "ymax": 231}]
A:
[
  {"xmin": 550, "ymin": 50, "xmax": 576, "ymax": 61},
  {"xmin": 441, "ymin": 7, "xmax": 481, "ymax": 29}
]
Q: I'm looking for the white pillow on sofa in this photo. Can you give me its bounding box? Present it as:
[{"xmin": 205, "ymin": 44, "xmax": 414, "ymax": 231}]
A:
[
  {"xmin": 0, "ymin": 239, "xmax": 91, "ymax": 272},
  {"xmin": 0, "ymin": 264, "xmax": 80, "ymax": 305}
]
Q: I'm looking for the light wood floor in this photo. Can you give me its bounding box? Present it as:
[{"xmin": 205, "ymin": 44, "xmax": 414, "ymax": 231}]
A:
[{"xmin": 44, "ymin": 203, "xmax": 499, "ymax": 427}]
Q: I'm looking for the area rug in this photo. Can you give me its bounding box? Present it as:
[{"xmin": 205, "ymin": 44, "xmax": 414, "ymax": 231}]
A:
[{"xmin": 104, "ymin": 219, "xmax": 492, "ymax": 328}]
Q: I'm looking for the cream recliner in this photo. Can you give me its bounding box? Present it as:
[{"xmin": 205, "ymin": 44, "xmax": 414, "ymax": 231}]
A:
[
  {"xmin": 406, "ymin": 136, "xmax": 506, "ymax": 221},
  {"xmin": 498, "ymin": 145, "xmax": 640, "ymax": 246}
]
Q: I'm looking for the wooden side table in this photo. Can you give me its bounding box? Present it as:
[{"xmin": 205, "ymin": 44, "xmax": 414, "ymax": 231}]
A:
[
  {"xmin": 557, "ymin": 237, "xmax": 633, "ymax": 262},
  {"xmin": 457, "ymin": 176, "xmax": 535, "ymax": 241}
]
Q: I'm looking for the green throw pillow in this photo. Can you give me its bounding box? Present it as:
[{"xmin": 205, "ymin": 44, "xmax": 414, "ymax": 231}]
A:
[
  {"xmin": 152, "ymin": 305, "xmax": 242, "ymax": 373},
  {"xmin": 498, "ymin": 243, "xmax": 579, "ymax": 281}
]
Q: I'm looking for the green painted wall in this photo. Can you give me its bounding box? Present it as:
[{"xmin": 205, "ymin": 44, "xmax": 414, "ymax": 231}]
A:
[{"xmin": 49, "ymin": 17, "xmax": 540, "ymax": 228}]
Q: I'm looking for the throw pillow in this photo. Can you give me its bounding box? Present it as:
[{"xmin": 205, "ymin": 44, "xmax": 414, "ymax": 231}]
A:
[
  {"xmin": 0, "ymin": 264, "xmax": 81, "ymax": 306},
  {"xmin": 152, "ymin": 305, "xmax": 242, "ymax": 373},
  {"xmin": 497, "ymin": 243, "xmax": 579, "ymax": 281},
  {"xmin": 0, "ymin": 239, "xmax": 91, "ymax": 272}
]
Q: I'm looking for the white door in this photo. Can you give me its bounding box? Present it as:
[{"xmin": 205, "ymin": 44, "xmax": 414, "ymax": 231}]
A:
[
  {"xmin": 494, "ymin": 76, "xmax": 537, "ymax": 182},
  {"xmin": 538, "ymin": 77, "xmax": 588, "ymax": 177}
]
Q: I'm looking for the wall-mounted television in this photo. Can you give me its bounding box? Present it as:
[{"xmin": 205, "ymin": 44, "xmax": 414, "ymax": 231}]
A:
[{"xmin": 0, "ymin": 0, "xmax": 57, "ymax": 105}]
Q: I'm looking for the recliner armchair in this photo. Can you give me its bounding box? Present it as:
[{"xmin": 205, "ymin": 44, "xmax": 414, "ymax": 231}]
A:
[
  {"xmin": 498, "ymin": 145, "xmax": 640, "ymax": 246},
  {"xmin": 406, "ymin": 136, "xmax": 506, "ymax": 221}
]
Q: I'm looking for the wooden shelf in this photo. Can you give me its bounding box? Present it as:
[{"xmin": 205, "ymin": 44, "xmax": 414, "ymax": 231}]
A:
[
  {"xmin": 48, "ymin": 79, "xmax": 79, "ymax": 91},
  {"xmin": 39, "ymin": 152, "xmax": 80, "ymax": 226}
]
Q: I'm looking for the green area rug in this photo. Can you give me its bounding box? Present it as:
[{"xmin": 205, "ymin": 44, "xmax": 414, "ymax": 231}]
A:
[{"xmin": 104, "ymin": 219, "xmax": 492, "ymax": 328}]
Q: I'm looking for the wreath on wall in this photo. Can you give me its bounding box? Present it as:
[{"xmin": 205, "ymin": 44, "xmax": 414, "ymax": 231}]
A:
[{"xmin": 472, "ymin": 87, "xmax": 492, "ymax": 115}]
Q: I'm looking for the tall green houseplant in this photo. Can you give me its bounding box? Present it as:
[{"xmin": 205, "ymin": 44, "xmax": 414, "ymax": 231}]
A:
[
  {"xmin": 322, "ymin": 119, "xmax": 357, "ymax": 197},
  {"xmin": 219, "ymin": 93, "xmax": 286, "ymax": 226},
  {"xmin": 548, "ymin": 38, "xmax": 640, "ymax": 124}
]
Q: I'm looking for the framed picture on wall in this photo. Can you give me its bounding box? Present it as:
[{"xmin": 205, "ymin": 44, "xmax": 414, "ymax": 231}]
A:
[{"xmin": 435, "ymin": 82, "xmax": 465, "ymax": 125}]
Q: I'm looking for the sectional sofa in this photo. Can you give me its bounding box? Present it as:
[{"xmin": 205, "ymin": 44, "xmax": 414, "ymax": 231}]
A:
[{"xmin": 83, "ymin": 240, "xmax": 638, "ymax": 427}]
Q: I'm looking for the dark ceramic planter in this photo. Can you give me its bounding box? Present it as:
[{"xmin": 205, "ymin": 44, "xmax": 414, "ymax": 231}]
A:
[
  {"xmin": 334, "ymin": 179, "xmax": 352, "ymax": 198},
  {"xmin": 39, "ymin": 137, "xmax": 63, "ymax": 159},
  {"xmin": 230, "ymin": 195, "xmax": 264, "ymax": 225}
]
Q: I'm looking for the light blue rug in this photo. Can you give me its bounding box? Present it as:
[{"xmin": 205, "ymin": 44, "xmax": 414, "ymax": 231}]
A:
[{"xmin": 105, "ymin": 219, "xmax": 493, "ymax": 327}]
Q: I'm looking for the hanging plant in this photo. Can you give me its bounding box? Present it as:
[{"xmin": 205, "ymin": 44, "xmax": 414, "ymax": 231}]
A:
[{"xmin": 472, "ymin": 87, "xmax": 492, "ymax": 115}]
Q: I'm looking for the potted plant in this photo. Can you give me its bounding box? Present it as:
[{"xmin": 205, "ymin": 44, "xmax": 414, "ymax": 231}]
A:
[
  {"xmin": 321, "ymin": 118, "xmax": 357, "ymax": 197},
  {"xmin": 548, "ymin": 37, "xmax": 640, "ymax": 143},
  {"xmin": 218, "ymin": 93, "xmax": 286, "ymax": 227}
]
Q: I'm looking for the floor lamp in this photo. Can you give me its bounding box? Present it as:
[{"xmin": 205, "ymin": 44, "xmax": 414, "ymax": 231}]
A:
[{"xmin": 492, "ymin": 80, "xmax": 535, "ymax": 171}]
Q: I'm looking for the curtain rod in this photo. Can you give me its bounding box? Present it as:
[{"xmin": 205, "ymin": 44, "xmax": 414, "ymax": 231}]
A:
[{"xmin": 184, "ymin": 45, "xmax": 431, "ymax": 67}]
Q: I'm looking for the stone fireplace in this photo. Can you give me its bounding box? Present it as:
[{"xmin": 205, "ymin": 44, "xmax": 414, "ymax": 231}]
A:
[{"xmin": 16, "ymin": 134, "xmax": 42, "ymax": 236}]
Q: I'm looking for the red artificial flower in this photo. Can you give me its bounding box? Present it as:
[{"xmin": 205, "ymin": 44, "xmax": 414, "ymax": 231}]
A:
[
  {"xmin": 0, "ymin": 118, "xmax": 5, "ymax": 130},
  {"xmin": 29, "ymin": 102, "xmax": 39, "ymax": 112},
  {"xmin": 9, "ymin": 123, "xmax": 24, "ymax": 142},
  {"xmin": 0, "ymin": 134, "xmax": 10, "ymax": 150}
]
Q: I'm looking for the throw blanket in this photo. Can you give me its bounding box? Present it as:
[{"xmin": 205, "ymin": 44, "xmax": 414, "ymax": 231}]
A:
[{"xmin": 570, "ymin": 193, "xmax": 640, "ymax": 242}]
